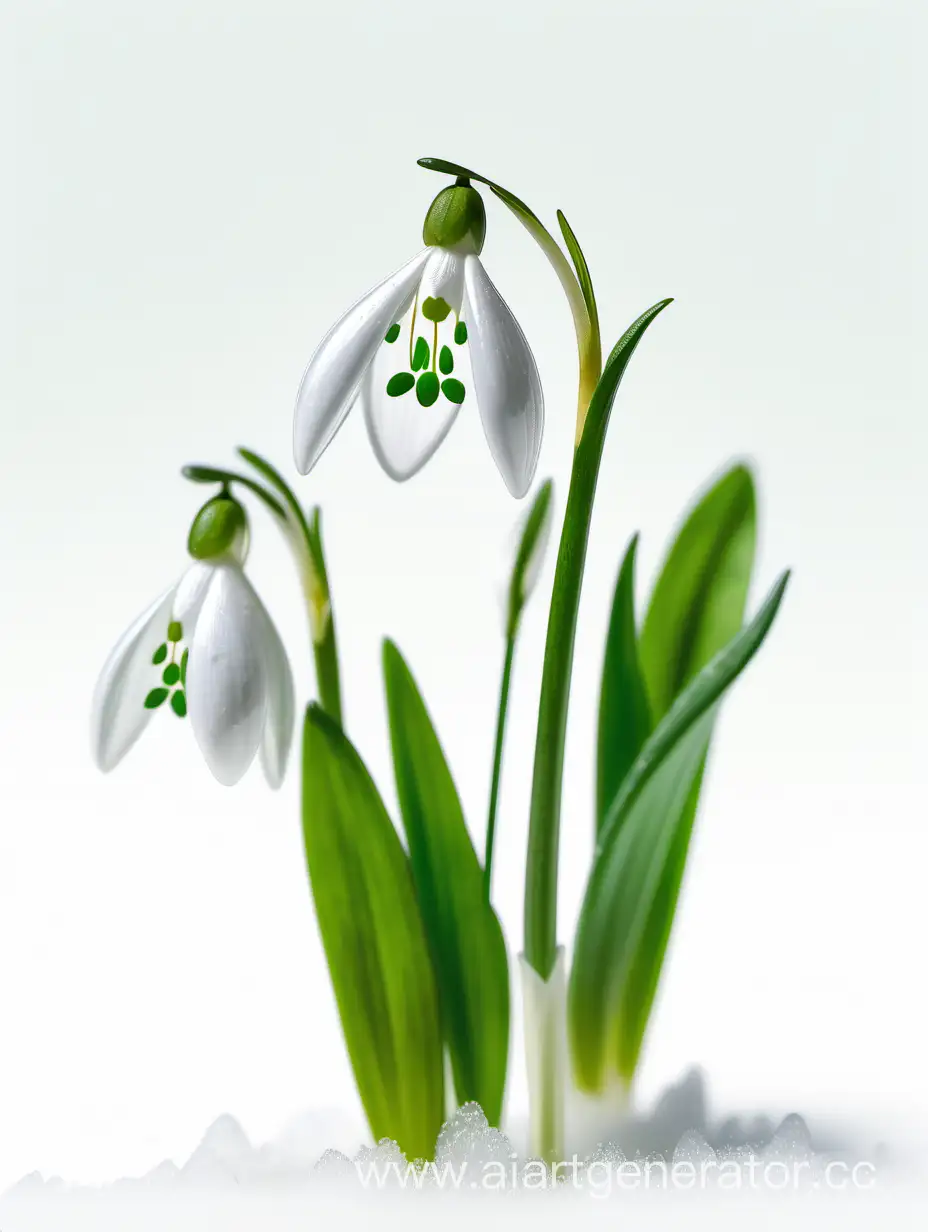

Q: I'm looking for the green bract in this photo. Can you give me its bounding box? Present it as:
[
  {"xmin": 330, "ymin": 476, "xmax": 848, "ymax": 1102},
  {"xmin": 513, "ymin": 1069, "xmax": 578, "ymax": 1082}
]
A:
[
  {"xmin": 422, "ymin": 182, "xmax": 487, "ymax": 253},
  {"xmin": 187, "ymin": 494, "xmax": 248, "ymax": 562}
]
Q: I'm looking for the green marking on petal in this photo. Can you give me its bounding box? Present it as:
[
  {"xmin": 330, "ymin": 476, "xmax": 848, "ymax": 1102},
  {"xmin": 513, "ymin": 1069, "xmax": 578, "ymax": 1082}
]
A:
[
  {"xmin": 416, "ymin": 371, "xmax": 440, "ymax": 407},
  {"xmin": 171, "ymin": 690, "xmax": 187, "ymax": 718},
  {"xmin": 168, "ymin": 621, "xmax": 183, "ymax": 643},
  {"xmin": 420, "ymin": 296, "xmax": 451, "ymax": 324},
  {"xmin": 384, "ymin": 323, "xmax": 401, "ymax": 344},
  {"xmin": 412, "ymin": 336, "xmax": 430, "ymax": 371},
  {"xmin": 386, "ymin": 371, "xmax": 415, "ymax": 397},
  {"xmin": 454, "ymin": 320, "xmax": 468, "ymax": 345},
  {"xmin": 152, "ymin": 643, "xmax": 168, "ymax": 665},
  {"xmin": 144, "ymin": 688, "xmax": 169, "ymax": 710},
  {"xmin": 441, "ymin": 378, "xmax": 466, "ymax": 405},
  {"xmin": 162, "ymin": 663, "xmax": 181, "ymax": 686},
  {"xmin": 439, "ymin": 345, "xmax": 454, "ymax": 375},
  {"xmin": 180, "ymin": 648, "xmax": 188, "ymax": 686}
]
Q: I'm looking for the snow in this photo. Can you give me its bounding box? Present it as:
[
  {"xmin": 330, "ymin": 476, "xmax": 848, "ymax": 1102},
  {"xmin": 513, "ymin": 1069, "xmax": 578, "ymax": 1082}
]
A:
[{"xmin": 0, "ymin": 1070, "xmax": 921, "ymax": 1230}]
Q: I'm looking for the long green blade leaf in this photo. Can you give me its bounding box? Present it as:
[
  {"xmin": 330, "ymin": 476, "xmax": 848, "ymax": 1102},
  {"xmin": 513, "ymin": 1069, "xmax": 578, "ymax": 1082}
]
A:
[
  {"xmin": 301, "ymin": 705, "xmax": 444, "ymax": 1157},
  {"xmin": 612, "ymin": 753, "xmax": 706, "ymax": 1082},
  {"xmin": 524, "ymin": 298, "xmax": 673, "ymax": 982},
  {"xmin": 383, "ymin": 641, "xmax": 510, "ymax": 1126},
  {"xmin": 639, "ymin": 464, "xmax": 757, "ymax": 721},
  {"xmin": 596, "ymin": 534, "xmax": 653, "ymax": 835},
  {"xmin": 569, "ymin": 571, "xmax": 790, "ymax": 1091},
  {"xmin": 608, "ymin": 464, "xmax": 757, "ymax": 1079}
]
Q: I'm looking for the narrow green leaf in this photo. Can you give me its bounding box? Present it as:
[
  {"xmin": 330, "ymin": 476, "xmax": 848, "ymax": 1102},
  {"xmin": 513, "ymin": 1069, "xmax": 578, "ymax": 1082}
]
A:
[
  {"xmin": 524, "ymin": 299, "xmax": 673, "ymax": 981},
  {"xmin": 640, "ymin": 464, "xmax": 757, "ymax": 721},
  {"xmin": 613, "ymin": 754, "xmax": 705, "ymax": 1082},
  {"xmin": 569, "ymin": 572, "xmax": 790, "ymax": 1091},
  {"xmin": 596, "ymin": 535, "xmax": 652, "ymax": 835},
  {"xmin": 301, "ymin": 705, "xmax": 444, "ymax": 1158},
  {"xmin": 608, "ymin": 464, "xmax": 757, "ymax": 1081},
  {"xmin": 383, "ymin": 641, "xmax": 510, "ymax": 1127},
  {"xmin": 506, "ymin": 478, "xmax": 554, "ymax": 636}
]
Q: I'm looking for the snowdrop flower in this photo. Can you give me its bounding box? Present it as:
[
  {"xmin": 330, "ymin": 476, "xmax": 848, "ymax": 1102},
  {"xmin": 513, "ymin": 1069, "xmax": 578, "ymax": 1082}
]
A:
[
  {"xmin": 91, "ymin": 494, "xmax": 295, "ymax": 788},
  {"xmin": 293, "ymin": 178, "xmax": 544, "ymax": 497}
]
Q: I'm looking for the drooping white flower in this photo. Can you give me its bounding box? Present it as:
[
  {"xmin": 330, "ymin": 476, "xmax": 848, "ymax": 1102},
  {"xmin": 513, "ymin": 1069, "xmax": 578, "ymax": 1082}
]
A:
[
  {"xmin": 91, "ymin": 495, "xmax": 295, "ymax": 788},
  {"xmin": 293, "ymin": 179, "xmax": 544, "ymax": 498}
]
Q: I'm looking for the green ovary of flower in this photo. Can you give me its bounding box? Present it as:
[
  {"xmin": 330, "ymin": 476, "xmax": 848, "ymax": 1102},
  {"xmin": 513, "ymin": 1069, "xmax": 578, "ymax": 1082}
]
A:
[
  {"xmin": 421, "ymin": 183, "xmax": 486, "ymax": 254},
  {"xmin": 187, "ymin": 495, "xmax": 248, "ymax": 562}
]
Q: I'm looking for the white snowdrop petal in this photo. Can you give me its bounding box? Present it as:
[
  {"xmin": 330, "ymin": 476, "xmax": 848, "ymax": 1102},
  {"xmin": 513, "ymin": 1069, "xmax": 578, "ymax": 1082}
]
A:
[
  {"xmin": 171, "ymin": 561, "xmax": 216, "ymax": 627},
  {"xmin": 91, "ymin": 585, "xmax": 177, "ymax": 772},
  {"xmin": 257, "ymin": 601, "xmax": 295, "ymax": 790},
  {"xmin": 464, "ymin": 255, "xmax": 544, "ymax": 498},
  {"xmin": 361, "ymin": 313, "xmax": 464, "ymax": 482},
  {"xmin": 293, "ymin": 249, "xmax": 431, "ymax": 476},
  {"xmin": 416, "ymin": 247, "xmax": 466, "ymax": 318},
  {"xmin": 186, "ymin": 566, "xmax": 268, "ymax": 787}
]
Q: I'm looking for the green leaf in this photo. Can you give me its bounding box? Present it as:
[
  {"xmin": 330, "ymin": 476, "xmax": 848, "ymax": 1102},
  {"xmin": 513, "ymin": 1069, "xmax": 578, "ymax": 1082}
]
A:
[
  {"xmin": 569, "ymin": 571, "xmax": 790, "ymax": 1091},
  {"xmin": 612, "ymin": 754, "xmax": 705, "ymax": 1082},
  {"xmin": 301, "ymin": 705, "xmax": 444, "ymax": 1159},
  {"xmin": 152, "ymin": 643, "xmax": 168, "ymax": 665},
  {"xmin": 639, "ymin": 464, "xmax": 757, "ymax": 721},
  {"xmin": 524, "ymin": 299, "xmax": 673, "ymax": 981},
  {"xmin": 506, "ymin": 478, "xmax": 554, "ymax": 636},
  {"xmin": 162, "ymin": 663, "xmax": 181, "ymax": 686},
  {"xmin": 170, "ymin": 689, "xmax": 187, "ymax": 718},
  {"xmin": 596, "ymin": 534, "xmax": 652, "ymax": 835},
  {"xmin": 383, "ymin": 641, "xmax": 510, "ymax": 1127},
  {"xmin": 143, "ymin": 688, "xmax": 169, "ymax": 710},
  {"xmin": 608, "ymin": 464, "xmax": 758, "ymax": 1081}
]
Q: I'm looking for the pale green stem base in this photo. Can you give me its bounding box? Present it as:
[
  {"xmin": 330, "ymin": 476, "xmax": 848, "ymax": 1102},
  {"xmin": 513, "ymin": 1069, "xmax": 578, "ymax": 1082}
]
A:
[{"xmin": 520, "ymin": 946, "xmax": 566, "ymax": 1165}]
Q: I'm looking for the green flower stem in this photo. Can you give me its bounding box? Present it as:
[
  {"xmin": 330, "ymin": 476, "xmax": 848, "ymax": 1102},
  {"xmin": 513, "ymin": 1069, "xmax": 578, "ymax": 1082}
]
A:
[
  {"xmin": 483, "ymin": 631, "xmax": 516, "ymax": 904},
  {"xmin": 303, "ymin": 509, "xmax": 342, "ymax": 725}
]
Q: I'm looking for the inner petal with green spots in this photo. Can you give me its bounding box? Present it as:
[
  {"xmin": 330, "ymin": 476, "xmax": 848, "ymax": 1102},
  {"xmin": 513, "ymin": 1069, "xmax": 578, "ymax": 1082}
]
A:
[
  {"xmin": 145, "ymin": 620, "xmax": 188, "ymax": 718},
  {"xmin": 382, "ymin": 293, "xmax": 468, "ymax": 408}
]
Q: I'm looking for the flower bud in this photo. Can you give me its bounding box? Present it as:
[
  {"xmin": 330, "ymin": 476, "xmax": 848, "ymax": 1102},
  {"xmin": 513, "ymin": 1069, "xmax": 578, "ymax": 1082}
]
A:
[
  {"xmin": 422, "ymin": 179, "xmax": 487, "ymax": 254},
  {"xmin": 187, "ymin": 494, "xmax": 249, "ymax": 563}
]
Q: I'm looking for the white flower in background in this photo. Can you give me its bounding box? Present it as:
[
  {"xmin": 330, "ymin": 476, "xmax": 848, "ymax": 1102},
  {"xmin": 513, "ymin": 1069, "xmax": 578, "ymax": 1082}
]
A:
[
  {"xmin": 293, "ymin": 178, "xmax": 544, "ymax": 498},
  {"xmin": 91, "ymin": 494, "xmax": 295, "ymax": 788}
]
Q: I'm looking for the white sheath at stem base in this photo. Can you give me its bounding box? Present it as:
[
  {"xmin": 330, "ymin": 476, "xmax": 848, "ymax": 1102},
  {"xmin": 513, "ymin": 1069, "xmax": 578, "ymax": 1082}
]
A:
[{"xmin": 520, "ymin": 947, "xmax": 567, "ymax": 1165}]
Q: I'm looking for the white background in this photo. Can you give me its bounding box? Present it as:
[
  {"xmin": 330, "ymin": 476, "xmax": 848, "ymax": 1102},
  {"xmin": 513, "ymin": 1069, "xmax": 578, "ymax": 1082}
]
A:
[{"xmin": 2, "ymin": 0, "xmax": 924, "ymax": 1191}]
